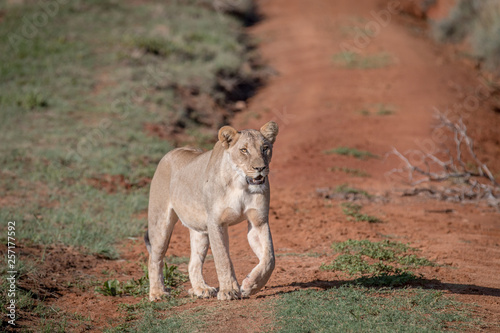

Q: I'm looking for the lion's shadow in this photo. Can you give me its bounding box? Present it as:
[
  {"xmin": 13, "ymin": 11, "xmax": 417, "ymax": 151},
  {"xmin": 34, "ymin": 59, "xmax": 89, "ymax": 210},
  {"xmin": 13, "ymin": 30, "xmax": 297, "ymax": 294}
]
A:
[{"xmin": 258, "ymin": 276, "xmax": 500, "ymax": 299}]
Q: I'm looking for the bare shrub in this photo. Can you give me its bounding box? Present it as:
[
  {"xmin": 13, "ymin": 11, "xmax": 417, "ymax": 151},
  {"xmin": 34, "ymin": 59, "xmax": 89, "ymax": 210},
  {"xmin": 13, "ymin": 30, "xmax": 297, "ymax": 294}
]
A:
[
  {"xmin": 387, "ymin": 113, "xmax": 499, "ymax": 206},
  {"xmin": 433, "ymin": 0, "xmax": 500, "ymax": 72}
]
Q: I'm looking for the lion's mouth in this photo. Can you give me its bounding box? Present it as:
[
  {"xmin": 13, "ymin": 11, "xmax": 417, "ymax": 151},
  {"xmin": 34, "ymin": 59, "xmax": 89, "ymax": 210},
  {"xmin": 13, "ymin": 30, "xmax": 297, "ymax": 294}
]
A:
[{"xmin": 246, "ymin": 175, "xmax": 266, "ymax": 185}]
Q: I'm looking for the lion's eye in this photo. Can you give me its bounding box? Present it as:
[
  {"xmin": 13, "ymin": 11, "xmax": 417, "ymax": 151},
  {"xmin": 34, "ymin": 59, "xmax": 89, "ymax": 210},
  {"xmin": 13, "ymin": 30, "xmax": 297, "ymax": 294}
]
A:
[
  {"xmin": 262, "ymin": 146, "xmax": 269, "ymax": 151},
  {"xmin": 240, "ymin": 148, "xmax": 248, "ymax": 154}
]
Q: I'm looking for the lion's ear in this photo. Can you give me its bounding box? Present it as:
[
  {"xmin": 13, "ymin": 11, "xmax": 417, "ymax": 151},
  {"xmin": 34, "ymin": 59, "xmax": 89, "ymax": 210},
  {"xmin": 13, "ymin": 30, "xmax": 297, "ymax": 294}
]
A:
[
  {"xmin": 260, "ymin": 121, "xmax": 279, "ymax": 144},
  {"xmin": 218, "ymin": 126, "xmax": 238, "ymax": 149}
]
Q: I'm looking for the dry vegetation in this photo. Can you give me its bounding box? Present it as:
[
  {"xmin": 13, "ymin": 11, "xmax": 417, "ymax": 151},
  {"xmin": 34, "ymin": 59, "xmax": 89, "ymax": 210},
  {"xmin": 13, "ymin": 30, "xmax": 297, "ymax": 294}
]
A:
[
  {"xmin": 389, "ymin": 112, "xmax": 500, "ymax": 206},
  {"xmin": 433, "ymin": 0, "xmax": 500, "ymax": 72}
]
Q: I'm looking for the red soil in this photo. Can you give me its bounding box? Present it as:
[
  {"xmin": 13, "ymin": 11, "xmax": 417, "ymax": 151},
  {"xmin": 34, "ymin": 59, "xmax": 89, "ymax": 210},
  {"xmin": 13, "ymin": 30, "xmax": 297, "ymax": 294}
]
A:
[{"xmin": 9, "ymin": 0, "xmax": 500, "ymax": 331}]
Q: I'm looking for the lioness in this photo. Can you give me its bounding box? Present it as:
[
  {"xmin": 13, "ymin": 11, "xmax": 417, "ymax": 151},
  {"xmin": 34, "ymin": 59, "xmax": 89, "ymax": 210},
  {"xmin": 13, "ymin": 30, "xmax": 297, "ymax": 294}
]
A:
[{"xmin": 145, "ymin": 121, "xmax": 278, "ymax": 301}]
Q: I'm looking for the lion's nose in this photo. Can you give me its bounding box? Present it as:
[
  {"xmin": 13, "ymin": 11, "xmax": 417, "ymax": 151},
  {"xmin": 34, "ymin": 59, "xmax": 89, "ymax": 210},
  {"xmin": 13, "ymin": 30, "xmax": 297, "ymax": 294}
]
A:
[{"xmin": 253, "ymin": 166, "xmax": 265, "ymax": 172}]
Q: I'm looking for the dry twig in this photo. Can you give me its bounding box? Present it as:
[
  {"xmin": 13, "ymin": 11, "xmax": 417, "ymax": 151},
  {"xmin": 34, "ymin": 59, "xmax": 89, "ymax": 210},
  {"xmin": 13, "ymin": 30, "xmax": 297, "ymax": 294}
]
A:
[{"xmin": 387, "ymin": 112, "xmax": 499, "ymax": 205}]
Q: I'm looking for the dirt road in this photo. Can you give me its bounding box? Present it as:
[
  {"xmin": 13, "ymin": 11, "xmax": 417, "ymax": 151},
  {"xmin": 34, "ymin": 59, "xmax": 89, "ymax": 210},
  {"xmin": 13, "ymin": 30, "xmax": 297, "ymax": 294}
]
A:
[
  {"xmin": 27, "ymin": 0, "xmax": 500, "ymax": 331},
  {"xmin": 225, "ymin": 0, "xmax": 500, "ymax": 329}
]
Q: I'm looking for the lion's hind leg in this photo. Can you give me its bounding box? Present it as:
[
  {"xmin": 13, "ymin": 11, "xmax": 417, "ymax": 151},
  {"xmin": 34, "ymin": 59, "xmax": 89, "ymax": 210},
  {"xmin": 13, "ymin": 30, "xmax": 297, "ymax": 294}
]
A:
[
  {"xmin": 187, "ymin": 229, "xmax": 217, "ymax": 298},
  {"xmin": 147, "ymin": 207, "xmax": 178, "ymax": 301}
]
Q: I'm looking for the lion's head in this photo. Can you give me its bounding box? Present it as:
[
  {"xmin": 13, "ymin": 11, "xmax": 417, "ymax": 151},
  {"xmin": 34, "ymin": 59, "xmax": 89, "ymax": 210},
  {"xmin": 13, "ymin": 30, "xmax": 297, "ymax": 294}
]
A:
[{"xmin": 218, "ymin": 121, "xmax": 279, "ymax": 188}]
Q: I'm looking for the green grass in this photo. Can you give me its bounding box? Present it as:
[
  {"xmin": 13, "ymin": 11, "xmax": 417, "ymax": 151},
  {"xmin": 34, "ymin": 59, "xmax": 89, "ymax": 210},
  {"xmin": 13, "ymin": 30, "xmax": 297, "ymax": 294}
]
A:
[
  {"xmin": 375, "ymin": 103, "xmax": 396, "ymax": 115},
  {"xmin": 324, "ymin": 146, "xmax": 378, "ymax": 160},
  {"xmin": 0, "ymin": 0, "xmax": 251, "ymax": 258},
  {"xmin": 165, "ymin": 255, "xmax": 191, "ymax": 265},
  {"xmin": 36, "ymin": 305, "xmax": 70, "ymax": 333},
  {"xmin": 332, "ymin": 238, "xmax": 409, "ymax": 256},
  {"xmin": 273, "ymin": 286, "xmax": 476, "ymax": 332},
  {"xmin": 341, "ymin": 203, "xmax": 381, "ymax": 223},
  {"xmin": 276, "ymin": 252, "xmax": 324, "ymax": 258},
  {"xmin": 0, "ymin": 187, "xmax": 149, "ymax": 259},
  {"xmin": 376, "ymin": 106, "xmax": 395, "ymax": 115},
  {"xmin": 0, "ymin": 2, "xmax": 255, "ymax": 328},
  {"xmin": 335, "ymin": 184, "xmax": 372, "ymax": 198},
  {"xmin": 108, "ymin": 298, "xmax": 196, "ymax": 333},
  {"xmin": 122, "ymin": 305, "xmax": 203, "ymax": 333},
  {"xmin": 358, "ymin": 103, "xmax": 395, "ymax": 116},
  {"xmin": 0, "ymin": 258, "xmax": 37, "ymax": 316},
  {"xmin": 329, "ymin": 166, "xmax": 370, "ymax": 177},
  {"xmin": 111, "ymin": 293, "xmax": 275, "ymax": 333},
  {"xmin": 322, "ymin": 253, "xmax": 396, "ymax": 275},
  {"xmin": 321, "ymin": 239, "xmax": 436, "ymax": 287},
  {"xmin": 118, "ymin": 282, "xmax": 479, "ymax": 332},
  {"xmin": 96, "ymin": 263, "xmax": 187, "ymax": 297},
  {"xmin": 332, "ymin": 51, "xmax": 393, "ymax": 69}
]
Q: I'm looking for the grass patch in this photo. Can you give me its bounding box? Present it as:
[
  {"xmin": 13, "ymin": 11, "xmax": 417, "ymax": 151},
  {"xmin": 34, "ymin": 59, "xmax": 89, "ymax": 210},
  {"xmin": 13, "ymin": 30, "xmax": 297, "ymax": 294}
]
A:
[
  {"xmin": 97, "ymin": 277, "xmax": 147, "ymax": 297},
  {"xmin": 376, "ymin": 104, "xmax": 395, "ymax": 115},
  {"xmin": 165, "ymin": 255, "xmax": 191, "ymax": 265},
  {"xmin": 329, "ymin": 166, "xmax": 370, "ymax": 177},
  {"xmin": 332, "ymin": 238, "xmax": 410, "ymax": 256},
  {"xmin": 324, "ymin": 146, "xmax": 378, "ymax": 160},
  {"xmin": 358, "ymin": 103, "xmax": 395, "ymax": 116},
  {"xmin": 125, "ymin": 305, "xmax": 202, "ymax": 333},
  {"xmin": 340, "ymin": 203, "xmax": 381, "ymax": 223},
  {"xmin": 273, "ymin": 286, "xmax": 476, "ymax": 332},
  {"xmin": 108, "ymin": 298, "xmax": 196, "ymax": 333},
  {"xmin": 0, "ymin": 187, "xmax": 149, "ymax": 259},
  {"xmin": 322, "ymin": 253, "xmax": 396, "ymax": 276},
  {"xmin": 321, "ymin": 239, "xmax": 436, "ymax": 287},
  {"xmin": 276, "ymin": 252, "xmax": 324, "ymax": 258},
  {"xmin": 96, "ymin": 264, "xmax": 188, "ymax": 297},
  {"xmin": 0, "ymin": 255, "xmax": 90, "ymax": 331},
  {"xmin": 0, "ymin": 0, "xmax": 254, "ymax": 258},
  {"xmin": 332, "ymin": 51, "xmax": 393, "ymax": 69},
  {"xmin": 0, "ymin": 1, "xmax": 257, "ymax": 327},
  {"xmin": 35, "ymin": 305, "xmax": 71, "ymax": 333},
  {"xmin": 0, "ymin": 283, "xmax": 35, "ymax": 316},
  {"xmin": 96, "ymin": 262, "xmax": 193, "ymax": 331},
  {"xmin": 0, "ymin": 258, "xmax": 37, "ymax": 317},
  {"xmin": 335, "ymin": 184, "xmax": 372, "ymax": 198}
]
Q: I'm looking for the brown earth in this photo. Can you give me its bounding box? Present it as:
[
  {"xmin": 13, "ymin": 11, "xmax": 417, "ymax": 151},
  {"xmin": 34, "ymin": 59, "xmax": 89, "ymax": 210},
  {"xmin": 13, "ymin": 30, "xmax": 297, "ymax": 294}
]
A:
[{"xmin": 7, "ymin": 0, "xmax": 500, "ymax": 331}]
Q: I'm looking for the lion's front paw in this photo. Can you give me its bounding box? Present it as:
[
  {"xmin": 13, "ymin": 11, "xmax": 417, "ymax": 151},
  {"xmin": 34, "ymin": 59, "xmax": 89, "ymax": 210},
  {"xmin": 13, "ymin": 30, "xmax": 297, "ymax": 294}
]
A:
[
  {"xmin": 240, "ymin": 288, "xmax": 251, "ymax": 298},
  {"xmin": 188, "ymin": 286, "xmax": 217, "ymax": 299},
  {"xmin": 217, "ymin": 288, "xmax": 241, "ymax": 300},
  {"xmin": 240, "ymin": 278, "xmax": 257, "ymax": 298},
  {"xmin": 149, "ymin": 288, "xmax": 170, "ymax": 302}
]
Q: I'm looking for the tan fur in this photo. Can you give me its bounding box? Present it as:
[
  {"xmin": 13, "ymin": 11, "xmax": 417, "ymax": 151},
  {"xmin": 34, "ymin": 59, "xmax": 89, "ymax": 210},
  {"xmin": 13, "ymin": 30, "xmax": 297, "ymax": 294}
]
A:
[{"xmin": 146, "ymin": 121, "xmax": 279, "ymax": 301}]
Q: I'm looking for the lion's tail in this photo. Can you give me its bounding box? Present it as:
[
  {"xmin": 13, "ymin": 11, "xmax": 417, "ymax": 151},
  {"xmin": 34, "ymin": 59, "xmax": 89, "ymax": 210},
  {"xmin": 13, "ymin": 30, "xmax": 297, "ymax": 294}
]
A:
[{"xmin": 144, "ymin": 230, "xmax": 151, "ymax": 254}]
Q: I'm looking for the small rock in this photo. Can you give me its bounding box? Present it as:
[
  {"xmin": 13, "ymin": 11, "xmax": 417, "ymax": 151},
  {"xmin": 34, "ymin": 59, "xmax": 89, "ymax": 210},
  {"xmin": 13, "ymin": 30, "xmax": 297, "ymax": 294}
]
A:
[{"xmin": 233, "ymin": 101, "xmax": 246, "ymax": 111}]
